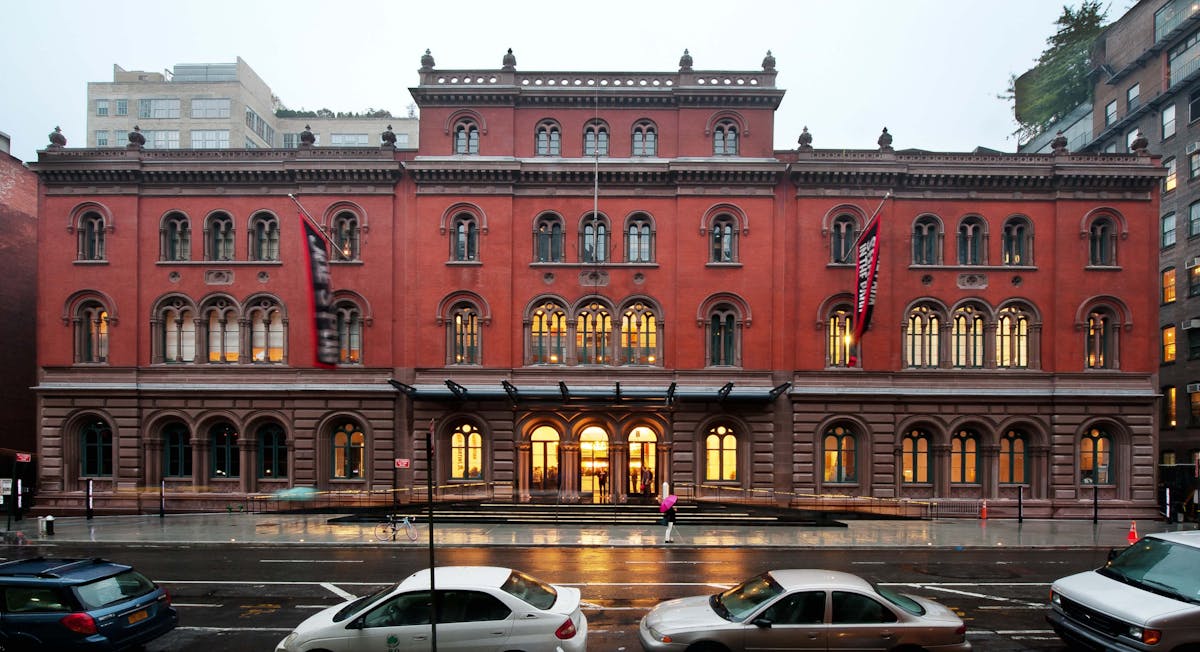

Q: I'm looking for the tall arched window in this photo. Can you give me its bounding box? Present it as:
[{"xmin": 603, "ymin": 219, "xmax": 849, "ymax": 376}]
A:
[
  {"xmin": 335, "ymin": 301, "xmax": 362, "ymax": 364},
  {"xmin": 450, "ymin": 423, "xmax": 483, "ymax": 480},
  {"xmin": 250, "ymin": 212, "xmax": 280, "ymax": 261},
  {"xmin": 705, "ymin": 424, "xmax": 738, "ymax": 481},
  {"xmin": 1002, "ymin": 216, "xmax": 1032, "ymax": 266},
  {"xmin": 584, "ymin": 121, "xmax": 609, "ymax": 156},
  {"xmin": 452, "ymin": 213, "xmax": 479, "ymax": 261},
  {"xmin": 708, "ymin": 304, "xmax": 738, "ymax": 367},
  {"xmin": 203, "ymin": 300, "xmax": 239, "ymax": 363},
  {"xmin": 450, "ymin": 303, "xmax": 480, "ymax": 365},
  {"xmin": 210, "ymin": 422, "xmax": 239, "ymax": 479},
  {"xmin": 628, "ymin": 427, "xmax": 657, "ymax": 495},
  {"xmin": 332, "ymin": 211, "xmax": 360, "ymax": 260},
  {"xmin": 901, "ymin": 429, "xmax": 931, "ymax": 484},
  {"xmin": 247, "ymin": 300, "xmax": 284, "ymax": 363},
  {"xmin": 1087, "ymin": 308, "xmax": 1116, "ymax": 369},
  {"xmin": 76, "ymin": 301, "xmax": 109, "ymax": 364},
  {"xmin": 950, "ymin": 429, "xmax": 979, "ymax": 484},
  {"xmin": 576, "ymin": 302, "xmax": 611, "ymax": 365},
  {"xmin": 823, "ymin": 425, "xmax": 857, "ymax": 483},
  {"xmin": 206, "ymin": 212, "xmax": 234, "ymax": 261},
  {"xmin": 905, "ymin": 305, "xmax": 941, "ymax": 368},
  {"xmin": 534, "ymin": 214, "xmax": 564, "ymax": 262},
  {"xmin": 951, "ymin": 305, "xmax": 985, "ymax": 368},
  {"xmin": 827, "ymin": 305, "xmax": 854, "ymax": 367},
  {"xmin": 996, "ymin": 305, "xmax": 1030, "ymax": 368},
  {"xmin": 454, "ymin": 120, "xmax": 479, "ymax": 154},
  {"xmin": 830, "ymin": 214, "xmax": 858, "ymax": 264},
  {"xmin": 710, "ymin": 214, "xmax": 738, "ymax": 263},
  {"xmin": 162, "ymin": 212, "xmax": 190, "ymax": 261},
  {"xmin": 78, "ymin": 211, "xmax": 107, "ymax": 261},
  {"xmin": 535, "ymin": 121, "xmax": 560, "ymax": 156},
  {"xmin": 1079, "ymin": 428, "xmax": 1112, "ymax": 484},
  {"xmin": 258, "ymin": 423, "xmax": 287, "ymax": 479},
  {"xmin": 713, "ymin": 120, "xmax": 738, "ymax": 155},
  {"xmin": 626, "ymin": 213, "xmax": 654, "ymax": 263},
  {"xmin": 1089, "ymin": 216, "xmax": 1116, "ymax": 266},
  {"xmin": 331, "ymin": 421, "xmax": 365, "ymax": 479},
  {"xmin": 80, "ymin": 419, "xmax": 113, "ymax": 477},
  {"xmin": 162, "ymin": 422, "xmax": 191, "ymax": 478},
  {"xmin": 999, "ymin": 429, "xmax": 1028, "ymax": 484},
  {"xmin": 620, "ymin": 302, "xmax": 658, "ymax": 365},
  {"xmin": 912, "ymin": 215, "xmax": 941, "ymax": 265},
  {"xmin": 581, "ymin": 214, "xmax": 608, "ymax": 263},
  {"xmin": 632, "ymin": 121, "xmax": 657, "ymax": 156},
  {"xmin": 530, "ymin": 426, "xmax": 560, "ymax": 491},
  {"xmin": 956, "ymin": 216, "xmax": 986, "ymax": 265},
  {"xmin": 530, "ymin": 301, "xmax": 567, "ymax": 364}
]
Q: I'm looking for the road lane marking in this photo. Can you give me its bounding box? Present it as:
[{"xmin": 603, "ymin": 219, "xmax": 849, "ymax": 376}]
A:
[
  {"xmin": 321, "ymin": 582, "xmax": 357, "ymax": 600},
  {"xmin": 172, "ymin": 603, "xmax": 222, "ymax": 607},
  {"xmin": 260, "ymin": 559, "xmax": 364, "ymax": 563},
  {"xmin": 177, "ymin": 626, "xmax": 294, "ymax": 633}
]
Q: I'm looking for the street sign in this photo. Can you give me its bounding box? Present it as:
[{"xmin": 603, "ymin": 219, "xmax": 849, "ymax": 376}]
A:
[
  {"xmin": 395, "ymin": 458, "xmax": 410, "ymax": 469},
  {"xmin": 15, "ymin": 453, "xmax": 30, "ymax": 463}
]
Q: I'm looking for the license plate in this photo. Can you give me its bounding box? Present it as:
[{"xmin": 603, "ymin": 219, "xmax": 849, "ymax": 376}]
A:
[{"xmin": 128, "ymin": 609, "xmax": 149, "ymax": 624}]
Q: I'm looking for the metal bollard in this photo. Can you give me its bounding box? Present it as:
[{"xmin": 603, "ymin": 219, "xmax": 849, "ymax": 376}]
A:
[
  {"xmin": 45, "ymin": 515, "xmax": 54, "ymax": 536},
  {"xmin": 36, "ymin": 516, "xmax": 45, "ymax": 534}
]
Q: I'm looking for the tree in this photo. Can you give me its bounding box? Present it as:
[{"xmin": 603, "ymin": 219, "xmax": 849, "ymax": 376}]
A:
[{"xmin": 1005, "ymin": 1, "xmax": 1109, "ymax": 145}]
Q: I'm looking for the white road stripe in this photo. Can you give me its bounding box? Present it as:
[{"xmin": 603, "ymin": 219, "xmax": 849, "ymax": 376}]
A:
[
  {"xmin": 321, "ymin": 582, "xmax": 357, "ymax": 600},
  {"xmin": 260, "ymin": 559, "xmax": 364, "ymax": 563},
  {"xmin": 177, "ymin": 626, "xmax": 294, "ymax": 633},
  {"xmin": 171, "ymin": 603, "xmax": 222, "ymax": 608}
]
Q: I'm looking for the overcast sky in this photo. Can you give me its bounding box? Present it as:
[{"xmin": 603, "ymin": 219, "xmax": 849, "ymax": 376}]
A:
[{"xmin": 1, "ymin": 0, "xmax": 1112, "ymax": 164}]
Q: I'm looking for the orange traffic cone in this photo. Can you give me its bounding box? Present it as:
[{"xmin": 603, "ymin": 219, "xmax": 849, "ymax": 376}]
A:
[
  {"xmin": 1127, "ymin": 520, "xmax": 1138, "ymax": 545},
  {"xmin": 980, "ymin": 500, "xmax": 988, "ymax": 520}
]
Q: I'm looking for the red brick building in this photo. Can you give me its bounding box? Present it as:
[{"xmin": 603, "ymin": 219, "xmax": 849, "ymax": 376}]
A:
[{"xmin": 30, "ymin": 52, "xmax": 1165, "ymax": 518}]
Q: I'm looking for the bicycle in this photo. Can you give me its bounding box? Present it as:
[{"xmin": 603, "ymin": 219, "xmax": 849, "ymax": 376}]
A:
[{"xmin": 375, "ymin": 514, "xmax": 418, "ymax": 541}]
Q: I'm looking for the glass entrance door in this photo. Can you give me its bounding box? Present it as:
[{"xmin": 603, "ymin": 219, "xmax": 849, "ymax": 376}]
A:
[
  {"xmin": 580, "ymin": 426, "xmax": 609, "ymax": 503},
  {"xmin": 530, "ymin": 426, "xmax": 560, "ymax": 493},
  {"xmin": 628, "ymin": 426, "xmax": 657, "ymax": 497}
]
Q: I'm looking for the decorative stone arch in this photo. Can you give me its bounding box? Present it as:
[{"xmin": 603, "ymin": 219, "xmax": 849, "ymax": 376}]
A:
[
  {"xmin": 66, "ymin": 201, "xmax": 115, "ymax": 234},
  {"xmin": 696, "ymin": 292, "xmax": 752, "ymax": 328},
  {"xmin": 1074, "ymin": 417, "xmax": 1132, "ymax": 500},
  {"xmin": 62, "ymin": 289, "xmax": 119, "ymax": 327},
  {"xmin": 996, "ymin": 297, "xmax": 1043, "ymax": 323},
  {"xmin": 439, "ymin": 202, "xmax": 488, "ymax": 236},
  {"xmin": 895, "ymin": 416, "xmax": 950, "ymax": 448},
  {"xmin": 703, "ymin": 110, "xmax": 750, "ymax": 138},
  {"xmin": 321, "ymin": 200, "xmax": 370, "ymax": 232},
  {"xmin": 436, "ymin": 290, "xmax": 492, "ymax": 326},
  {"xmin": 442, "ymin": 109, "xmax": 488, "ymax": 136},
  {"xmin": 516, "ymin": 412, "xmax": 572, "ymax": 442},
  {"xmin": 197, "ymin": 292, "xmax": 242, "ymax": 314},
  {"xmin": 948, "ymin": 297, "xmax": 996, "ymax": 320},
  {"xmin": 60, "ymin": 408, "xmax": 120, "ymax": 491},
  {"xmin": 437, "ymin": 411, "xmax": 493, "ymax": 482},
  {"xmin": 313, "ymin": 410, "xmax": 374, "ymax": 488},
  {"xmin": 332, "ymin": 289, "xmax": 374, "ymax": 327},
  {"xmin": 522, "ymin": 293, "xmax": 570, "ymax": 324},
  {"xmin": 569, "ymin": 294, "xmax": 616, "ymax": 317},
  {"xmin": 1079, "ymin": 206, "xmax": 1130, "ymax": 240},
  {"xmin": 693, "ymin": 413, "xmax": 754, "ymax": 490},
  {"xmin": 617, "ymin": 294, "xmax": 663, "ymax": 317},
  {"xmin": 820, "ymin": 203, "xmax": 868, "ymax": 236},
  {"xmin": 1074, "ymin": 295, "xmax": 1133, "ymax": 332},
  {"xmin": 901, "ymin": 296, "xmax": 950, "ymax": 320},
  {"xmin": 812, "ymin": 414, "xmax": 874, "ymax": 493},
  {"xmin": 698, "ymin": 203, "xmax": 749, "ymax": 236},
  {"xmin": 242, "ymin": 292, "xmax": 289, "ymax": 321},
  {"xmin": 815, "ymin": 292, "xmax": 855, "ymax": 329}
]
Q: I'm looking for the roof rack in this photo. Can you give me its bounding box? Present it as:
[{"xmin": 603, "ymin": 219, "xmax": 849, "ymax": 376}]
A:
[{"xmin": 38, "ymin": 558, "xmax": 107, "ymax": 578}]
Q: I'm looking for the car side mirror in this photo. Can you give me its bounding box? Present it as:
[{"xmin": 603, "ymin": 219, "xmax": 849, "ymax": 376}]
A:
[
  {"xmin": 346, "ymin": 616, "xmax": 365, "ymax": 630},
  {"xmin": 1106, "ymin": 548, "xmax": 1120, "ymax": 563},
  {"xmin": 752, "ymin": 618, "xmax": 773, "ymax": 629}
]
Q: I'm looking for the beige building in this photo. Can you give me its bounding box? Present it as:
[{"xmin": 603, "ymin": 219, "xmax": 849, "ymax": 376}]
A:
[{"xmin": 86, "ymin": 57, "xmax": 417, "ymax": 150}]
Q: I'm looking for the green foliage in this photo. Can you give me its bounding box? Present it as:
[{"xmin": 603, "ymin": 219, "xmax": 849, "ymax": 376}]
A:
[
  {"xmin": 273, "ymin": 108, "xmax": 394, "ymax": 119},
  {"xmin": 1005, "ymin": 1, "xmax": 1109, "ymax": 144}
]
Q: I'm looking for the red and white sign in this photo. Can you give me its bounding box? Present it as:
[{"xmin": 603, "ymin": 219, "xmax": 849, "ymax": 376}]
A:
[
  {"xmin": 15, "ymin": 453, "xmax": 31, "ymax": 463},
  {"xmin": 394, "ymin": 458, "xmax": 411, "ymax": 469}
]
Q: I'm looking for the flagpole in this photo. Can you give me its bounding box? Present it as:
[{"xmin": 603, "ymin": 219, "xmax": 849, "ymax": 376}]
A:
[
  {"xmin": 848, "ymin": 191, "xmax": 893, "ymax": 366},
  {"xmin": 287, "ymin": 193, "xmax": 340, "ymax": 252},
  {"xmin": 840, "ymin": 191, "xmax": 893, "ymax": 264}
]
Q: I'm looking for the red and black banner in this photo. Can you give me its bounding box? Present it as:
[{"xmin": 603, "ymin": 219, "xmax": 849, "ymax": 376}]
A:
[
  {"xmin": 299, "ymin": 213, "xmax": 339, "ymax": 369},
  {"xmin": 852, "ymin": 209, "xmax": 883, "ymax": 348}
]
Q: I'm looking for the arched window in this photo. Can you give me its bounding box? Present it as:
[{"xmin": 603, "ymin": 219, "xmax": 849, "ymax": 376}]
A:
[
  {"xmin": 905, "ymin": 304, "xmax": 941, "ymax": 368},
  {"xmin": 1087, "ymin": 308, "xmax": 1116, "ymax": 369},
  {"xmin": 584, "ymin": 121, "xmax": 609, "ymax": 156},
  {"xmin": 163, "ymin": 422, "xmax": 191, "ymax": 478},
  {"xmin": 628, "ymin": 427, "xmax": 657, "ymax": 495},
  {"xmin": 708, "ymin": 304, "xmax": 739, "ymax": 367},
  {"xmin": 999, "ymin": 429, "xmax": 1028, "ymax": 484},
  {"xmin": 950, "ymin": 429, "xmax": 979, "ymax": 484},
  {"xmin": 454, "ymin": 119, "xmax": 479, "ymax": 154},
  {"xmin": 535, "ymin": 121, "xmax": 561, "ymax": 156},
  {"xmin": 1002, "ymin": 216, "xmax": 1032, "ymax": 266},
  {"xmin": 258, "ymin": 423, "xmax": 287, "ymax": 479},
  {"xmin": 625, "ymin": 213, "xmax": 654, "ymax": 263},
  {"xmin": 76, "ymin": 300, "xmax": 109, "ymax": 364},
  {"xmin": 332, "ymin": 211, "xmax": 360, "ymax": 260},
  {"xmin": 534, "ymin": 214, "xmax": 564, "ymax": 263},
  {"xmin": 210, "ymin": 422, "xmax": 239, "ymax": 478},
  {"xmin": 632, "ymin": 121, "xmax": 657, "ymax": 156},
  {"xmin": 576, "ymin": 302, "xmax": 611, "ymax": 365},
  {"xmin": 452, "ymin": 212, "xmax": 479, "ymax": 261},
  {"xmin": 827, "ymin": 304, "xmax": 854, "ymax": 367},
  {"xmin": 620, "ymin": 302, "xmax": 658, "ymax": 365},
  {"xmin": 901, "ymin": 429, "xmax": 931, "ymax": 484},
  {"xmin": 250, "ymin": 212, "xmax": 280, "ymax": 261},
  {"xmin": 705, "ymin": 424, "xmax": 738, "ymax": 481},
  {"xmin": 206, "ymin": 212, "xmax": 235, "ymax": 261},
  {"xmin": 80, "ymin": 419, "xmax": 113, "ymax": 477},
  {"xmin": 581, "ymin": 214, "xmax": 609, "ymax": 263},
  {"xmin": 830, "ymin": 214, "xmax": 858, "ymax": 264},
  {"xmin": 996, "ymin": 305, "xmax": 1031, "ymax": 369},
  {"xmin": 710, "ymin": 214, "xmax": 738, "ymax": 263},
  {"xmin": 823, "ymin": 425, "xmax": 857, "ymax": 483},
  {"xmin": 247, "ymin": 299, "xmax": 284, "ymax": 363},
  {"xmin": 1089, "ymin": 216, "xmax": 1116, "ymax": 266},
  {"xmin": 450, "ymin": 302, "xmax": 480, "ymax": 365},
  {"xmin": 202, "ymin": 300, "xmax": 239, "ymax": 363},
  {"xmin": 530, "ymin": 426, "xmax": 560, "ymax": 491},
  {"xmin": 450, "ymin": 422, "xmax": 483, "ymax": 480},
  {"xmin": 912, "ymin": 215, "xmax": 941, "ymax": 265},
  {"xmin": 956, "ymin": 216, "xmax": 986, "ymax": 265},
  {"xmin": 78, "ymin": 211, "xmax": 107, "ymax": 261},
  {"xmin": 335, "ymin": 301, "xmax": 363, "ymax": 364},
  {"xmin": 331, "ymin": 421, "xmax": 365, "ymax": 479},
  {"xmin": 713, "ymin": 120, "xmax": 738, "ymax": 155},
  {"xmin": 1079, "ymin": 428, "xmax": 1112, "ymax": 484},
  {"xmin": 530, "ymin": 301, "xmax": 567, "ymax": 364},
  {"xmin": 951, "ymin": 305, "xmax": 985, "ymax": 368},
  {"xmin": 161, "ymin": 212, "xmax": 190, "ymax": 261}
]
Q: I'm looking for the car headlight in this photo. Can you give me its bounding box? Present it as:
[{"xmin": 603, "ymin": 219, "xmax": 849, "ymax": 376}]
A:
[
  {"xmin": 648, "ymin": 624, "xmax": 672, "ymax": 643},
  {"xmin": 1128, "ymin": 626, "xmax": 1162, "ymax": 645},
  {"xmin": 280, "ymin": 631, "xmax": 298, "ymax": 650},
  {"xmin": 1049, "ymin": 590, "xmax": 1061, "ymax": 606}
]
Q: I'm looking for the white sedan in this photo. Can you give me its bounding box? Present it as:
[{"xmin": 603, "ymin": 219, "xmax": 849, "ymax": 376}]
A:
[{"xmin": 277, "ymin": 566, "xmax": 587, "ymax": 652}]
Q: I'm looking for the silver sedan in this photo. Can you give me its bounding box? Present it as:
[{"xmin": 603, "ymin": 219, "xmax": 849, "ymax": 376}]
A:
[{"xmin": 639, "ymin": 568, "xmax": 971, "ymax": 652}]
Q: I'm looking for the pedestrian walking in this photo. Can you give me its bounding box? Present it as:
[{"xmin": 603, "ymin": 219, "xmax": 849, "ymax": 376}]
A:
[
  {"xmin": 597, "ymin": 469, "xmax": 608, "ymax": 502},
  {"xmin": 661, "ymin": 500, "xmax": 677, "ymax": 543}
]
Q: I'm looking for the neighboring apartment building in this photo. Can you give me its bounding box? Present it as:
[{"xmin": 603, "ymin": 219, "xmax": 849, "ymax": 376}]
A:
[
  {"xmin": 29, "ymin": 51, "xmax": 1165, "ymax": 519},
  {"xmin": 87, "ymin": 57, "xmax": 417, "ymax": 150}
]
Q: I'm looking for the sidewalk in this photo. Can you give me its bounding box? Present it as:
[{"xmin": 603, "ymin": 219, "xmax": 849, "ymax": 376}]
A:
[{"xmin": 6, "ymin": 513, "xmax": 1197, "ymax": 548}]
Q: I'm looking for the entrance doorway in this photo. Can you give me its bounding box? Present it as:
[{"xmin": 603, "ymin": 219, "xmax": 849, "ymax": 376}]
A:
[
  {"xmin": 629, "ymin": 426, "xmax": 657, "ymax": 499},
  {"xmin": 530, "ymin": 426, "xmax": 560, "ymax": 496},
  {"xmin": 580, "ymin": 426, "xmax": 609, "ymax": 503}
]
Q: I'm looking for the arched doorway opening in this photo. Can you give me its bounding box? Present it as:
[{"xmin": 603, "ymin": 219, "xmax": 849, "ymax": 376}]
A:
[
  {"xmin": 530, "ymin": 426, "xmax": 560, "ymax": 498},
  {"xmin": 629, "ymin": 426, "xmax": 657, "ymax": 500},
  {"xmin": 580, "ymin": 426, "xmax": 609, "ymax": 503}
]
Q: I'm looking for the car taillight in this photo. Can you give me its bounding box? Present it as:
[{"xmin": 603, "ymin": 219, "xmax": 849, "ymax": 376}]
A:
[
  {"xmin": 554, "ymin": 617, "xmax": 577, "ymax": 640},
  {"xmin": 955, "ymin": 624, "xmax": 968, "ymax": 639},
  {"xmin": 61, "ymin": 612, "xmax": 97, "ymax": 635},
  {"xmin": 161, "ymin": 588, "xmax": 172, "ymax": 605}
]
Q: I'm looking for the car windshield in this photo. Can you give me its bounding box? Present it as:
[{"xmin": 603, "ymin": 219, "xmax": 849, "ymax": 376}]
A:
[
  {"xmin": 74, "ymin": 570, "xmax": 156, "ymax": 609},
  {"xmin": 713, "ymin": 573, "xmax": 785, "ymax": 622},
  {"xmin": 499, "ymin": 570, "xmax": 557, "ymax": 610},
  {"xmin": 333, "ymin": 584, "xmax": 398, "ymax": 622},
  {"xmin": 874, "ymin": 583, "xmax": 926, "ymax": 616},
  {"xmin": 1098, "ymin": 538, "xmax": 1200, "ymax": 605}
]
